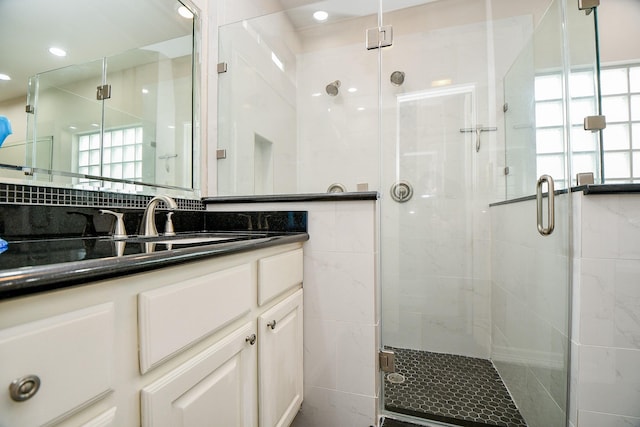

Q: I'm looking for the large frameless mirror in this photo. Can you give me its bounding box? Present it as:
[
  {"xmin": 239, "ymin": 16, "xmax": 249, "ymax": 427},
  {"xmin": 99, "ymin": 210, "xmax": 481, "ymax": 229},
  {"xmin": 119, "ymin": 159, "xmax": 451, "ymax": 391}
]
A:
[{"xmin": 0, "ymin": 0, "xmax": 200, "ymax": 196}]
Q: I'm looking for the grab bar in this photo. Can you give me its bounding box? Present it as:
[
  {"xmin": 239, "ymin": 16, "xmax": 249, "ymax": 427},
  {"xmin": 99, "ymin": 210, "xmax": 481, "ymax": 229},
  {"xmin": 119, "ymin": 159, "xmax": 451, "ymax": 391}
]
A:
[{"xmin": 536, "ymin": 174, "xmax": 555, "ymax": 236}]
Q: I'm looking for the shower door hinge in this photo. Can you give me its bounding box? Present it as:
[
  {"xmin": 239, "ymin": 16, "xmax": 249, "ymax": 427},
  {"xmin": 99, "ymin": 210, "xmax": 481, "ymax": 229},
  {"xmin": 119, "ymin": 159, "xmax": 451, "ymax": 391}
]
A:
[
  {"xmin": 25, "ymin": 105, "xmax": 34, "ymax": 114},
  {"xmin": 578, "ymin": 0, "xmax": 599, "ymax": 15},
  {"xmin": 96, "ymin": 84, "xmax": 111, "ymax": 100},
  {"xmin": 216, "ymin": 149, "xmax": 227, "ymax": 160},
  {"xmin": 584, "ymin": 115, "xmax": 606, "ymax": 132},
  {"xmin": 366, "ymin": 25, "xmax": 393, "ymax": 50},
  {"xmin": 217, "ymin": 62, "xmax": 228, "ymax": 74},
  {"xmin": 379, "ymin": 349, "xmax": 396, "ymax": 373},
  {"xmin": 504, "ymin": 166, "xmax": 510, "ymax": 175}
]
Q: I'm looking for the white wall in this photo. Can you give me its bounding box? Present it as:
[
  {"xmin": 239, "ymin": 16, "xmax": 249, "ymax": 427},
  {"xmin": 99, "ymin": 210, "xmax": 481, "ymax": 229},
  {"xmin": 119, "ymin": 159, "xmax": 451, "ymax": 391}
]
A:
[
  {"xmin": 570, "ymin": 192, "xmax": 640, "ymax": 427},
  {"xmin": 217, "ymin": 14, "xmax": 299, "ymax": 195},
  {"xmin": 598, "ymin": 0, "xmax": 640, "ymax": 64}
]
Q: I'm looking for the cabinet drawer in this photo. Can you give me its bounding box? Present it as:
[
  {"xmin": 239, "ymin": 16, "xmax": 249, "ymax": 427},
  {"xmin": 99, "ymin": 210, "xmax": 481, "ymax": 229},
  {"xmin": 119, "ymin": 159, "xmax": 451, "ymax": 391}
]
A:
[
  {"xmin": 258, "ymin": 249, "xmax": 303, "ymax": 306},
  {"xmin": 138, "ymin": 264, "xmax": 253, "ymax": 373},
  {"xmin": 0, "ymin": 303, "xmax": 114, "ymax": 427}
]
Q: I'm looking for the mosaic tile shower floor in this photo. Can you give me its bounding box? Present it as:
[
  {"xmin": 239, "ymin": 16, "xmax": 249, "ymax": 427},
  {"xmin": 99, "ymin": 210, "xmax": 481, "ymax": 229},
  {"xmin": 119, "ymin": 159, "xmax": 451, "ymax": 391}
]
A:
[{"xmin": 384, "ymin": 347, "xmax": 527, "ymax": 427}]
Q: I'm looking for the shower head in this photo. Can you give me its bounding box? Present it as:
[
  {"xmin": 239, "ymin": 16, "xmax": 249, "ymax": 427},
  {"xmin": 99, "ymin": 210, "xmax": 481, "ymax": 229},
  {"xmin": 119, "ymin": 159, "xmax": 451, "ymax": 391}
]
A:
[
  {"xmin": 390, "ymin": 71, "xmax": 405, "ymax": 86},
  {"xmin": 325, "ymin": 80, "xmax": 341, "ymax": 96}
]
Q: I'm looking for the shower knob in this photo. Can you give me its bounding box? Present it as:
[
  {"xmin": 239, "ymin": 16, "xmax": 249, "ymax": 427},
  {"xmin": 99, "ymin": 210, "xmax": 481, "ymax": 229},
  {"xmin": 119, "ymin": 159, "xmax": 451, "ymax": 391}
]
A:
[
  {"xmin": 390, "ymin": 180, "xmax": 413, "ymax": 203},
  {"xmin": 390, "ymin": 71, "xmax": 405, "ymax": 86}
]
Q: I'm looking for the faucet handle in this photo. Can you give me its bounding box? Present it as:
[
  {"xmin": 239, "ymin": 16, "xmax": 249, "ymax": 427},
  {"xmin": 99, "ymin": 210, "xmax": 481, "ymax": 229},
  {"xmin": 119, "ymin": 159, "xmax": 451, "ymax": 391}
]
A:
[
  {"xmin": 100, "ymin": 210, "xmax": 128, "ymax": 239},
  {"xmin": 238, "ymin": 214, "xmax": 253, "ymax": 231},
  {"xmin": 164, "ymin": 212, "xmax": 176, "ymax": 236}
]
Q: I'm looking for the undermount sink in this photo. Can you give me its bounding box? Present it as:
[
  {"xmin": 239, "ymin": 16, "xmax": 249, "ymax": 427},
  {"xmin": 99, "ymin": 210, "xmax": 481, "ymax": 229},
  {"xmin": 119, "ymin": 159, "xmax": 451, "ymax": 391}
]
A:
[
  {"xmin": 147, "ymin": 236, "xmax": 236, "ymax": 245},
  {"xmin": 119, "ymin": 232, "xmax": 264, "ymax": 246}
]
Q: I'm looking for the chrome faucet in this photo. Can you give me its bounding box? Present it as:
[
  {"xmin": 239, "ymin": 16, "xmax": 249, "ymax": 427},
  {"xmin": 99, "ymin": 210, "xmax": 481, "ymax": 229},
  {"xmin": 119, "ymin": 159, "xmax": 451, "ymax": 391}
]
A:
[{"xmin": 140, "ymin": 195, "xmax": 178, "ymax": 237}]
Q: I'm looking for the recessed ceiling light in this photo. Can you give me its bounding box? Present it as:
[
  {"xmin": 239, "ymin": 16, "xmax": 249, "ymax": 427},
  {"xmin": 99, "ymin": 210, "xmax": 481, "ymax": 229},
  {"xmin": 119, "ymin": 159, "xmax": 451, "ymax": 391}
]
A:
[
  {"xmin": 48, "ymin": 47, "xmax": 67, "ymax": 57},
  {"xmin": 0, "ymin": 74, "xmax": 10, "ymax": 81},
  {"xmin": 313, "ymin": 11, "xmax": 329, "ymax": 22},
  {"xmin": 177, "ymin": 5, "xmax": 193, "ymax": 19},
  {"xmin": 311, "ymin": 92, "xmax": 322, "ymax": 97},
  {"xmin": 142, "ymin": 88, "xmax": 149, "ymax": 94},
  {"xmin": 348, "ymin": 87, "xmax": 358, "ymax": 93}
]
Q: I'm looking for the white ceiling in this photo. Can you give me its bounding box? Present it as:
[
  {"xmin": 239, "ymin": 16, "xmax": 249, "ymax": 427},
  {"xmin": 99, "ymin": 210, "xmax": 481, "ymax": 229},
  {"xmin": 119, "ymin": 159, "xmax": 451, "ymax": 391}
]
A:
[
  {"xmin": 0, "ymin": 0, "xmax": 439, "ymax": 103},
  {"xmin": 281, "ymin": 0, "xmax": 440, "ymax": 30},
  {"xmin": 0, "ymin": 0, "xmax": 193, "ymax": 103}
]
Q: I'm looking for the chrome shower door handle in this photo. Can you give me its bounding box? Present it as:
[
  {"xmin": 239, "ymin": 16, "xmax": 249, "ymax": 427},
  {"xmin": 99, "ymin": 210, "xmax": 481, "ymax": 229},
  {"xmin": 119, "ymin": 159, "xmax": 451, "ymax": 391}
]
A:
[{"xmin": 536, "ymin": 174, "xmax": 555, "ymax": 236}]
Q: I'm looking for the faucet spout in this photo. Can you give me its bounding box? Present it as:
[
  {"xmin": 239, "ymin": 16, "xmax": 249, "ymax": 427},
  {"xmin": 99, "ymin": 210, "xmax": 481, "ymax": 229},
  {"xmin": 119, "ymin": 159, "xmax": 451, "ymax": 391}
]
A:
[{"xmin": 140, "ymin": 195, "xmax": 178, "ymax": 236}]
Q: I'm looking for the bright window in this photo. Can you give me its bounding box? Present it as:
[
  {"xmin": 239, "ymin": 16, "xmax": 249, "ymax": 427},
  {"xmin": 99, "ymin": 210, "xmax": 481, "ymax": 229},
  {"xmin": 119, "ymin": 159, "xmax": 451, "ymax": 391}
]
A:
[
  {"xmin": 77, "ymin": 126, "xmax": 143, "ymax": 190},
  {"xmin": 535, "ymin": 64, "xmax": 640, "ymax": 185}
]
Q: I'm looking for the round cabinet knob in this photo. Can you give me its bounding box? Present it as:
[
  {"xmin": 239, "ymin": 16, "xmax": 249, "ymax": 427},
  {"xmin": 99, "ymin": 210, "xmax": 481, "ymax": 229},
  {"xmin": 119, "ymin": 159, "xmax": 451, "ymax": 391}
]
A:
[
  {"xmin": 245, "ymin": 334, "xmax": 257, "ymax": 345},
  {"xmin": 267, "ymin": 320, "xmax": 277, "ymax": 330},
  {"xmin": 9, "ymin": 375, "xmax": 41, "ymax": 402}
]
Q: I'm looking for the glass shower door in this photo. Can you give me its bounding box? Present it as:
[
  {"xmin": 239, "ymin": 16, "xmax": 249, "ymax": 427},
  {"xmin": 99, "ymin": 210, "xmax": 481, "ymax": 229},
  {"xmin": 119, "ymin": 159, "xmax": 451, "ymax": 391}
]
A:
[{"xmin": 379, "ymin": 0, "xmax": 582, "ymax": 426}]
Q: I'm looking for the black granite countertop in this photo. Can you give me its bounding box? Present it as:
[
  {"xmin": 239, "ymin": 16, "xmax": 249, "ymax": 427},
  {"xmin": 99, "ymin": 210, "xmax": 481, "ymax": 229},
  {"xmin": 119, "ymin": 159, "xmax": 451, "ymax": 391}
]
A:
[
  {"xmin": 0, "ymin": 232, "xmax": 308, "ymax": 299},
  {"xmin": 0, "ymin": 210, "xmax": 308, "ymax": 299},
  {"xmin": 202, "ymin": 191, "xmax": 379, "ymax": 204},
  {"xmin": 490, "ymin": 183, "xmax": 640, "ymax": 207},
  {"xmin": 578, "ymin": 183, "xmax": 640, "ymax": 194}
]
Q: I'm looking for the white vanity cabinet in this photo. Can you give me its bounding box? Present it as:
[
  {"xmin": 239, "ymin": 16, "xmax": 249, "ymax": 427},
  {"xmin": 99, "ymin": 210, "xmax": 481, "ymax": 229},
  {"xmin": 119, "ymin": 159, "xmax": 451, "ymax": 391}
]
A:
[
  {"xmin": 0, "ymin": 242, "xmax": 304, "ymax": 427},
  {"xmin": 140, "ymin": 322, "xmax": 258, "ymax": 427},
  {"xmin": 258, "ymin": 290, "xmax": 303, "ymax": 427},
  {"xmin": 0, "ymin": 303, "xmax": 115, "ymax": 427},
  {"xmin": 141, "ymin": 248, "xmax": 304, "ymax": 427}
]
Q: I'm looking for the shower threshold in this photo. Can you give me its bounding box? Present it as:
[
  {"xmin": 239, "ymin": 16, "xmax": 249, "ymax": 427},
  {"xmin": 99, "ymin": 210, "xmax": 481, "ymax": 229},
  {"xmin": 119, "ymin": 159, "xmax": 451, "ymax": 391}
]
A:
[{"xmin": 384, "ymin": 347, "xmax": 527, "ymax": 427}]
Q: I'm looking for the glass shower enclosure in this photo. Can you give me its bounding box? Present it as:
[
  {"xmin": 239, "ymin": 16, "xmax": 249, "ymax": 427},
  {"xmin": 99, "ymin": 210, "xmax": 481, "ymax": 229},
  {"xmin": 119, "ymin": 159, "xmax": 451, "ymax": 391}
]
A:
[
  {"xmin": 380, "ymin": 0, "xmax": 596, "ymax": 426},
  {"xmin": 217, "ymin": 0, "xmax": 601, "ymax": 425}
]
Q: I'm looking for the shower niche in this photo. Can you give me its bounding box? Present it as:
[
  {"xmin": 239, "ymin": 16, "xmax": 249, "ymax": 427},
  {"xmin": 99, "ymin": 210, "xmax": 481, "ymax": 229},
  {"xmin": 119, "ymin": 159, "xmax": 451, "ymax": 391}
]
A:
[{"xmin": 254, "ymin": 134, "xmax": 274, "ymax": 195}]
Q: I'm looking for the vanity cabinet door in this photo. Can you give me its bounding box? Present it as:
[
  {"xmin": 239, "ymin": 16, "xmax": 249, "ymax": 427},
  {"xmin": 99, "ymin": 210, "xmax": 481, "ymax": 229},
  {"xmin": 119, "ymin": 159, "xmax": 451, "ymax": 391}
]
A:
[
  {"xmin": 0, "ymin": 303, "xmax": 114, "ymax": 427},
  {"xmin": 258, "ymin": 290, "xmax": 303, "ymax": 427},
  {"xmin": 140, "ymin": 322, "xmax": 257, "ymax": 427}
]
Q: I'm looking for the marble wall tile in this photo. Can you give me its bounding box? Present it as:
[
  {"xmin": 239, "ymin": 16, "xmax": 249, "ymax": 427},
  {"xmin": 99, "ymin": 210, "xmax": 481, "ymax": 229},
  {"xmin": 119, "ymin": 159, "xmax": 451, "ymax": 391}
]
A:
[
  {"xmin": 334, "ymin": 202, "xmax": 376, "ymax": 254},
  {"xmin": 578, "ymin": 411, "xmax": 640, "ymax": 427},
  {"xmin": 291, "ymin": 386, "xmax": 378, "ymax": 427},
  {"xmin": 210, "ymin": 201, "xmax": 378, "ymax": 425},
  {"xmin": 303, "ymin": 318, "xmax": 338, "ymax": 390},
  {"xmin": 335, "ymin": 322, "xmax": 377, "ymax": 396},
  {"xmin": 491, "ymin": 199, "xmax": 571, "ymax": 426},
  {"xmin": 569, "ymin": 340, "xmax": 579, "ymax": 427},
  {"xmin": 518, "ymin": 368, "xmax": 567, "ymax": 427},
  {"xmin": 579, "ymin": 346, "xmax": 640, "ymax": 418},
  {"xmin": 381, "ymin": 308, "xmax": 422, "ymax": 350},
  {"xmin": 580, "ymin": 258, "xmax": 640, "ymax": 350},
  {"xmin": 616, "ymin": 196, "xmax": 640, "ymax": 260},
  {"xmin": 303, "ymin": 251, "xmax": 376, "ymax": 324},
  {"xmin": 581, "ymin": 195, "xmax": 640, "ymax": 260}
]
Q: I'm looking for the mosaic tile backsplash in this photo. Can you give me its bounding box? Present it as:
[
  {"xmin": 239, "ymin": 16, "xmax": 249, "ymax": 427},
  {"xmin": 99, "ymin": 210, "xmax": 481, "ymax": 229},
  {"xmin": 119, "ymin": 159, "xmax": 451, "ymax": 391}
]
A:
[
  {"xmin": 0, "ymin": 183, "xmax": 307, "ymax": 239},
  {"xmin": 0, "ymin": 183, "xmax": 204, "ymax": 210}
]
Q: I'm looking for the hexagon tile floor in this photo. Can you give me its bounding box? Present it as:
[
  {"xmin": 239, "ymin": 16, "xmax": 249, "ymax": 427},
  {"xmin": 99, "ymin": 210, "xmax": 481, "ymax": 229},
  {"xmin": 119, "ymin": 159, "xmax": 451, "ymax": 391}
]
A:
[{"xmin": 384, "ymin": 347, "xmax": 527, "ymax": 427}]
